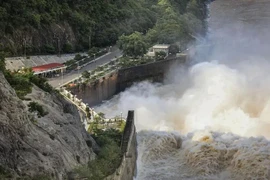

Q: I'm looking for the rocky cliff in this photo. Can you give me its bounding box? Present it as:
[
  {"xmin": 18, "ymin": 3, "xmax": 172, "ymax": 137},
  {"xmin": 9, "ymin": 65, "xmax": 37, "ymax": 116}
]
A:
[
  {"xmin": 0, "ymin": 72, "xmax": 97, "ymax": 179},
  {"xmin": 2, "ymin": 22, "xmax": 77, "ymax": 55}
]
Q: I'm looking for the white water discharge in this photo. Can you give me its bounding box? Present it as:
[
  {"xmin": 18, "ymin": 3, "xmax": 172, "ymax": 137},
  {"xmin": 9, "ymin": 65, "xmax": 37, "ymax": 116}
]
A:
[
  {"xmin": 96, "ymin": 0, "xmax": 270, "ymax": 179},
  {"xmin": 98, "ymin": 60, "xmax": 270, "ymax": 179}
]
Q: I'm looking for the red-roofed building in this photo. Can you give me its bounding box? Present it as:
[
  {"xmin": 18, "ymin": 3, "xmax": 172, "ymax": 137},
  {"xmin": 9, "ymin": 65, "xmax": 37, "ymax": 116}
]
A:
[
  {"xmin": 32, "ymin": 63, "xmax": 66, "ymax": 76},
  {"xmin": 32, "ymin": 63, "xmax": 64, "ymax": 72}
]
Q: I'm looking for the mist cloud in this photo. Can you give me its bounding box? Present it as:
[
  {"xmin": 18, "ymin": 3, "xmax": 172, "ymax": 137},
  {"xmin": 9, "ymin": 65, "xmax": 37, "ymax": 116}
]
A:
[{"xmin": 95, "ymin": 1, "xmax": 270, "ymax": 179}]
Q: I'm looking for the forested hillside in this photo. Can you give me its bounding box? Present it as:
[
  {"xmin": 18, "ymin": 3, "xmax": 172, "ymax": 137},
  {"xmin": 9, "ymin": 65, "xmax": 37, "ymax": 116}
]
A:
[{"xmin": 0, "ymin": 0, "xmax": 207, "ymax": 56}]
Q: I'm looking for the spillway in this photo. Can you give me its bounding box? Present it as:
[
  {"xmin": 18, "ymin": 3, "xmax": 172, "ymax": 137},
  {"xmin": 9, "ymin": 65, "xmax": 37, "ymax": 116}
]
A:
[{"xmin": 96, "ymin": 0, "xmax": 270, "ymax": 179}]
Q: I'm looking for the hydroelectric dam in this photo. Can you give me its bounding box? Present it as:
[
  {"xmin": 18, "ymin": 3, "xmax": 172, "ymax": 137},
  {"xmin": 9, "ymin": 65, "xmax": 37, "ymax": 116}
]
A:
[{"xmin": 77, "ymin": 0, "xmax": 270, "ymax": 179}]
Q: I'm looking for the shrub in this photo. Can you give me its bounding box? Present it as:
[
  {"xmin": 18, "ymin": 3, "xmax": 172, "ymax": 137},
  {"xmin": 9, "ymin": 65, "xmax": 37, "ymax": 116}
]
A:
[
  {"xmin": 64, "ymin": 59, "xmax": 76, "ymax": 66},
  {"xmin": 169, "ymin": 44, "xmax": 180, "ymax": 54},
  {"xmin": 0, "ymin": 166, "xmax": 12, "ymax": 179},
  {"xmin": 96, "ymin": 66, "xmax": 104, "ymax": 71},
  {"xmin": 82, "ymin": 70, "xmax": 90, "ymax": 79},
  {"xmin": 28, "ymin": 101, "xmax": 48, "ymax": 118},
  {"xmin": 119, "ymin": 121, "xmax": 126, "ymax": 132},
  {"xmin": 88, "ymin": 47, "xmax": 99, "ymax": 56},
  {"xmin": 0, "ymin": 52, "xmax": 6, "ymax": 72},
  {"xmin": 4, "ymin": 71, "xmax": 33, "ymax": 99},
  {"xmin": 62, "ymin": 42, "xmax": 74, "ymax": 53},
  {"xmin": 155, "ymin": 51, "xmax": 167, "ymax": 61},
  {"xmin": 99, "ymin": 72, "xmax": 105, "ymax": 77},
  {"xmin": 21, "ymin": 174, "xmax": 51, "ymax": 180},
  {"xmin": 74, "ymin": 129, "xmax": 122, "ymax": 179},
  {"xmin": 30, "ymin": 75, "xmax": 53, "ymax": 93},
  {"xmin": 74, "ymin": 54, "xmax": 83, "ymax": 61},
  {"xmin": 43, "ymin": 44, "xmax": 55, "ymax": 54}
]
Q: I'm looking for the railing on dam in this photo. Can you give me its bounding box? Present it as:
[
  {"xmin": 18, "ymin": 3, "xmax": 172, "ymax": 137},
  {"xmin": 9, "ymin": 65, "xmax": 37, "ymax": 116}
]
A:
[{"xmin": 105, "ymin": 110, "xmax": 137, "ymax": 180}]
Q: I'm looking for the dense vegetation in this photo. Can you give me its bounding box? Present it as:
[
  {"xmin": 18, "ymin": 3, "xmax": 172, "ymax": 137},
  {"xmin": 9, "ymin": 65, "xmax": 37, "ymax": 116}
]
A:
[
  {"xmin": 0, "ymin": 0, "xmax": 207, "ymax": 56},
  {"xmin": 75, "ymin": 128, "xmax": 123, "ymax": 180},
  {"xmin": 118, "ymin": 0, "xmax": 208, "ymax": 57}
]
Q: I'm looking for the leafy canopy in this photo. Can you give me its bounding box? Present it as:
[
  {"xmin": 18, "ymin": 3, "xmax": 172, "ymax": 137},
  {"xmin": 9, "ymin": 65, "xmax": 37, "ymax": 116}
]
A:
[{"xmin": 118, "ymin": 32, "xmax": 147, "ymax": 58}]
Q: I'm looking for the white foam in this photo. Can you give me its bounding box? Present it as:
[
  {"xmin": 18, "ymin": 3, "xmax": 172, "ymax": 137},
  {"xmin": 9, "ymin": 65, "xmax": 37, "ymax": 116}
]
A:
[
  {"xmin": 135, "ymin": 131, "xmax": 270, "ymax": 180},
  {"xmin": 97, "ymin": 61, "xmax": 270, "ymax": 179},
  {"xmin": 95, "ymin": 1, "xmax": 270, "ymax": 177}
]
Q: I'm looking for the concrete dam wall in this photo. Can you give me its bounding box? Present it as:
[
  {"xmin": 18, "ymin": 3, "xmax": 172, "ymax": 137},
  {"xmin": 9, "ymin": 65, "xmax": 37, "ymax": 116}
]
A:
[
  {"xmin": 70, "ymin": 56, "xmax": 186, "ymax": 107},
  {"xmin": 69, "ymin": 57, "xmax": 186, "ymax": 179}
]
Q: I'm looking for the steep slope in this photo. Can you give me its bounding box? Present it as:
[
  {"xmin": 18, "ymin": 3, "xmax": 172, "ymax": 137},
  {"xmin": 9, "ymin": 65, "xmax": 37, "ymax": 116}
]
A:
[
  {"xmin": 0, "ymin": 0, "xmax": 207, "ymax": 55},
  {"xmin": 0, "ymin": 72, "xmax": 96, "ymax": 179},
  {"xmin": 0, "ymin": 0, "xmax": 156, "ymax": 55}
]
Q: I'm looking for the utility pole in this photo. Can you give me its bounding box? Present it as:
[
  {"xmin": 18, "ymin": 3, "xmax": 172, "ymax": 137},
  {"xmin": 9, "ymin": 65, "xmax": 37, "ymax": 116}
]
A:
[
  {"xmin": 61, "ymin": 67, "xmax": 64, "ymax": 85},
  {"xmin": 57, "ymin": 37, "xmax": 61, "ymax": 57},
  {"xmin": 89, "ymin": 34, "xmax": 91, "ymax": 51},
  {"xmin": 54, "ymin": 34, "xmax": 61, "ymax": 57},
  {"xmin": 23, "ymin": 38, "xmax": 26, "ymax": 58},
  {"xmin": 89, "ymin": 26, "xmax": 93, "ymax": 51},
  {"xmin": 120, "ymin": 112, "xmax": 123, "ymax": 150},
  {"xmin": 77, "ymin": 61, "xmax": 79, "ymax": 77}
]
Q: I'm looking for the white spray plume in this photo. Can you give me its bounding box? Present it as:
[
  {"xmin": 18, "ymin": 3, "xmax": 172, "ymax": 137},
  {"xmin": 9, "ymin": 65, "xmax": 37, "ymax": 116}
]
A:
[
  {"xmin": 97, "ymin": 60, "xmax": 270, "ymax": 138},
  {"xmin": 96, "ymin": 0, "xmax": 270, "ymax": 179}
]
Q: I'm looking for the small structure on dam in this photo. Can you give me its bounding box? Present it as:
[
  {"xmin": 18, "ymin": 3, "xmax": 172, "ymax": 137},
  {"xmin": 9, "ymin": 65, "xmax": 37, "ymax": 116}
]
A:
[{"xmin": 147, "ymin": 44, "xmax": 170, "ymax": 57}]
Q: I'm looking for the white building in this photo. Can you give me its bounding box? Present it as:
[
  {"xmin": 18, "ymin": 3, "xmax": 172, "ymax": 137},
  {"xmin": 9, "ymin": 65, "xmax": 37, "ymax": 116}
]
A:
[{"xmin": 147, "ymin": 44, "xmax": 170, "ymax": 57}]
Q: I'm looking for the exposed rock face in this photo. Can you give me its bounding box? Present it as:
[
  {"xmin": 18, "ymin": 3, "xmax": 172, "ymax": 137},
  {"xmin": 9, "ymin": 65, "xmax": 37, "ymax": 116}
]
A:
[
  {"xmin": 0, "ymin": 72, "xmax": 96, "ymax": 179},
  {"xmin": 1, "ymin": 22, "xmax": 77, "ymax": 55}
]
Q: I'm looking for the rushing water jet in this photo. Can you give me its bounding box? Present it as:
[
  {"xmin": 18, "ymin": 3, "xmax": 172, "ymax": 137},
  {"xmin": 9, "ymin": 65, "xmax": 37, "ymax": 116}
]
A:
[{"xmin": 96, "ymin": 0, "xmax": 270, "ymax": 179}]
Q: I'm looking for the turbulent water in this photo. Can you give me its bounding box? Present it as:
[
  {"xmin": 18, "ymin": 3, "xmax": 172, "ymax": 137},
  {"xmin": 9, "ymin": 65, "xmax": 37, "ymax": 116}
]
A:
[{"xmin": 96, "ymin": 0, "xmax": 270, "ymax": 179}]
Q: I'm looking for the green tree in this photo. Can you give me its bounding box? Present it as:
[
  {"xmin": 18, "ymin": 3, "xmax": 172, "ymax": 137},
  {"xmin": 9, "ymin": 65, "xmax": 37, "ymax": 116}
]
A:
[
  {"xmin": 74, "ymin": 54, "xmax": 83, "ymax": 61},
  {"xmin": 0, "ymin": 0, "xmax": 207, "ymax": 56},
  {"xmin": 187, "ymin": 0, "xmax": 202, "ymax": 19},
  {"xmin": 155, "ymin": 51, "xmax": 166, "ymax": 61},
  {"xmin": 31, "ymin": 14, "xmax": 41, "ymax": 28},
  {"xmin": 169, "ymin": 44, "xmax": 180, "ymax": 54},
  {"xmin": 43, "ymin": 44, "xmax": 55, "ymax": 54},
  {"xmin": 62, "ymin": 42, "xmax": 74, "ymax": 53},
  {"xmin": 118, "ymin": 32, "xmax": 147, "ymax": 58},
  {"xmin": 145, "ymin": 29, "xmax": 158, "ymax": 45},
  {"xmin": 82, "ymin": 70, "xmax": 90, "ymax": 79},
  {"xmin": 30, "ymin": 75, "xmax": 53, "ymax": 93},
  {"xmin": 0, "ymin": 51, "xmax": 6, "ymax": 72},
  {"xmin": 88, "ymin": 47, "xmax": 99, "ymax": 56}
]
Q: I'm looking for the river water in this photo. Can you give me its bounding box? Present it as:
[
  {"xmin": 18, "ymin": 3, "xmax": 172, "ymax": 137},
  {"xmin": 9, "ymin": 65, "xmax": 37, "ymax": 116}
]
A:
[{"xmin": 96, "ymin": 0, "xmax": 270, "ymax": 179}]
